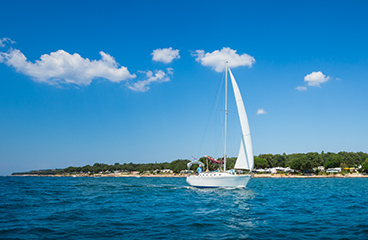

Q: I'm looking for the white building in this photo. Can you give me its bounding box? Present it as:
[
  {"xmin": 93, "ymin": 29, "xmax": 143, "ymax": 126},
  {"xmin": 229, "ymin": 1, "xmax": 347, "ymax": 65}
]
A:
[{"xmin": 326, "ymin": 167, "xmax": 341, "ymax": 173}]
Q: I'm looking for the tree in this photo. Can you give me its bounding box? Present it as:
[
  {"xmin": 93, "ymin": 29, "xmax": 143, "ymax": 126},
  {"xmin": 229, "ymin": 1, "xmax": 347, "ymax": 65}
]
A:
[
  {"xmin": 273, "ymin": 154, "xmax": 286, "ymax": 167},
  {"xmin": 306, "ymin": 152, "xmax": 323, "ymax": 168},
  {"xmin": 357, "ymin": 152, "xmax": 368, "ymax": 165},
  {"xmin": 226, "ymin": 157, "xmax": 236, "ymax": 170},
  {"xmin": 170, "ymin": 159, "xmax": 190, "ymax": 173},
  {"xmin": 300, "ymin": 155, "xmax": 312, "ymax": 171},
  {"xmin": 338, "ymin": 151, "xmax": 360, "ymax": 167},
  {"xmin": 290, "ymin": 158, "xmax": 302, "ymax": 171},
  {"xmin": 254, "ymin": 157, "xmax": 268, "ymax": 169},
  {"xmin": 258, "ymin": 154, "xmax": 275, "ymax": 168},
  {"xmin": 324, "ymin": 154, "xmax": 342, "ymax": 169},
  {"xmin": 361, "ymin": 159, "xmax": 368, "ymax": 173}
]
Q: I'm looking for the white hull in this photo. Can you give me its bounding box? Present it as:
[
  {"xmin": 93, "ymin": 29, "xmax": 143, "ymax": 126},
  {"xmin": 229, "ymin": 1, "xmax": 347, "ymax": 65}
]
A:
[{"xmin": 186, "ymin": 173, "xmax": 251, "ymax": 188}]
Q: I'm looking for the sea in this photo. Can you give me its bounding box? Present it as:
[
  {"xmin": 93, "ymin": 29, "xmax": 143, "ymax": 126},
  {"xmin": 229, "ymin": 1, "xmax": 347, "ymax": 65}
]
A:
[{"xmin": 1, "ymin": 176, "xmax": 367, "ymax": 240}]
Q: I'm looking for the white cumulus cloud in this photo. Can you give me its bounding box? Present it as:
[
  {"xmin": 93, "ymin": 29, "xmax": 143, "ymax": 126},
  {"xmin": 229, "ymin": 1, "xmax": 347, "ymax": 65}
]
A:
[
  {"xmin": 191, "ymin": 47, "xmax": 255, "ymax": 72},
  {"xmin": 0, "ymin": 37, "xmax": 16, "ymax": 47},
  {"xmin": 296, "ymin": 86, "xmax": 307, "ymax": 91},
  {"xmin": 151, "ymin": 47, "xmax": 180, "ymax": 64},
  {"xmin": 0, "ymin": 48, "xmax": 136, "ymax": 85},
  {"xmin": 257, "ymin": 108, "xmax": 266, "ymax": 115},
  {"xmin": 304, "ymin": 71, "xmax": 330, "ymax": 87},
  {"xmin": 126, "ymin": 68, "xmax": 173, "ymax": 92}
]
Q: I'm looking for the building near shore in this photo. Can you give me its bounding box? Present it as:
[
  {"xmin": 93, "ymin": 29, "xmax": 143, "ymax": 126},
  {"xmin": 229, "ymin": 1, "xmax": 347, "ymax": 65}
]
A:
[
  {"xmin": 326, "ymin": 168, "xmax": 341, "ymax": 173},
  {"xmin": 253, "ymin": 167, "xmax": 294, "ymax": 174}
]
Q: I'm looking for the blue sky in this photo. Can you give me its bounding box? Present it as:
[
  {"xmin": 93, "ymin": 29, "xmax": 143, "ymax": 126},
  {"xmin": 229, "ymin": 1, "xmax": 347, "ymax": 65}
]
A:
[{"xmin": 1, "ymin": 0, "xmax": 367, "ymax": 175}]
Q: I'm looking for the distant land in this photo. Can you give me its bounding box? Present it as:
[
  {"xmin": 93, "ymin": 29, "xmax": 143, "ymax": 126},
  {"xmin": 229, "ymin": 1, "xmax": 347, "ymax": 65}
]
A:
[{"xmin": 11, "ymin": 151, "xmax": 368, "ymax": 176}]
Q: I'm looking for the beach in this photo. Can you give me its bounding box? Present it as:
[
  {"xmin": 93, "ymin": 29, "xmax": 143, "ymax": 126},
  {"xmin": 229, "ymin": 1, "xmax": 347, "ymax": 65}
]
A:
[{"xmin": 10, "ymin": 173, "xmax": 368, "ymax": 178}]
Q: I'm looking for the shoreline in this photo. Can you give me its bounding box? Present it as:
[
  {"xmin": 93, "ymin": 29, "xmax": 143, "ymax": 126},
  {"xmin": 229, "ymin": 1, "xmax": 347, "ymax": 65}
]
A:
[
  {"xmin": 7, "ymin": 173, "xmax": 368, "ymax": 178},
  {"xmin": 252, "ymin": 173, "xmax": 368, "ymax": 178}
]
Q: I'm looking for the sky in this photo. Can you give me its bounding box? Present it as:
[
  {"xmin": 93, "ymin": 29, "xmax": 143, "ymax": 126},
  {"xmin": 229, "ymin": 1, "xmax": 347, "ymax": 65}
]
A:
[{"xmin": 1, "ymin": 0, "xmax": 368, "ymax": 175}]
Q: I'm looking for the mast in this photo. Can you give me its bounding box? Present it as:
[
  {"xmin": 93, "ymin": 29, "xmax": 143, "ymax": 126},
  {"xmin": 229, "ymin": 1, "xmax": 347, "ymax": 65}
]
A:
[{"xmin": 224, "ymin": 61, "xmax": 228, "ymax": 172}]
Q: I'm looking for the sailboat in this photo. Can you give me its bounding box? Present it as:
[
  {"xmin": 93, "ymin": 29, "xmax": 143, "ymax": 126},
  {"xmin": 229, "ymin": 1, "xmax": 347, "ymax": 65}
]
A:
[{"xmin": 186, "ymin": 62, "xmax": 254, "ymax": 188}]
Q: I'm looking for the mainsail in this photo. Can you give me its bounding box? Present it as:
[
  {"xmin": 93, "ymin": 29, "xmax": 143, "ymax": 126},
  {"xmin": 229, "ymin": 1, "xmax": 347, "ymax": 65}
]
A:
[{"xmin": 228, "ymin": 69, "xmax": 254, "ymax": 171}]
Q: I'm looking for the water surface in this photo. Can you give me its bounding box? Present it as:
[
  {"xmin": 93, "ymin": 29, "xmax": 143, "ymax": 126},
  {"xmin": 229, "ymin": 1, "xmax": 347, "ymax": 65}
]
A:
[{"xmin": 1, "ymin": 177, "xmax": 367, "ymax": 239}]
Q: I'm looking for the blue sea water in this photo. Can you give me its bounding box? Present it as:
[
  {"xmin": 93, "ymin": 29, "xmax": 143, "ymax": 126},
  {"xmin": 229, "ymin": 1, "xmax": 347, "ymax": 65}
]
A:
[{"xmin": 1, "ymin": 177, "xmax": 368, "ymax": 239}]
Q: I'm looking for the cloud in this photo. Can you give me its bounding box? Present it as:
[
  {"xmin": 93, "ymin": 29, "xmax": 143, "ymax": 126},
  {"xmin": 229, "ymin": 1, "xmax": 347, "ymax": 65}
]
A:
[
  {"xmin": 126, "ymin": 68, "xmax": 173, "ymax": 92},
  {"xmin": 151, "ymin": 47, "xmax": 180, "ymax": 64},
  {"xmin": 256, "ymin": 108, "xmax": 266, "ymax": 115},
  {"xmin": 0, "ymin": 37, "xmax": 16, "ymax": 47},
  {"xmin": 192, "ymin": 47, "xmax": 255, "ymax": 72},
  {"xmin": 0, "ymin": 48, "xmax": 136, "ymax": 85},
  {"xmin": 296, "ymin": 86, "xmax": 307, "ymax": 91},
  {"xmin": 304, "ymin": 71, "xmax": 330, "ymax": 87}
]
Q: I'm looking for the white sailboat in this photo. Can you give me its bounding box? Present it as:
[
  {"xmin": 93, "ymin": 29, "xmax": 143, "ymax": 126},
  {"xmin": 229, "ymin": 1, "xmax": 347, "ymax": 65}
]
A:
[{"xmin": 186, "ymin": 62, "xmax": 254, "ymax": 188}]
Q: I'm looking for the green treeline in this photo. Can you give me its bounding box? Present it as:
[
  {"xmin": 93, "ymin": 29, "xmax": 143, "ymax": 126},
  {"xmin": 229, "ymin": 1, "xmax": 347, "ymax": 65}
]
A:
[
  {"xmin": 11, "ymin": 151, "xmax": 368, "ymax": 175},
  {"xmin": 12, "ymin": 160, "xmax": 191, "ymax": 175},
  {"xmin": 254, "ymin": 151, "xmax": 368, "ymax": 171}
]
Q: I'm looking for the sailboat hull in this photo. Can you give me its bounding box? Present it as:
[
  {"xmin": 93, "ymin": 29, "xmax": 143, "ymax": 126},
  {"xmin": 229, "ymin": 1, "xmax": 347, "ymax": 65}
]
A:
[{"xmin": 186, "ymin": 173, "xmax": 251, "ymax": 188}]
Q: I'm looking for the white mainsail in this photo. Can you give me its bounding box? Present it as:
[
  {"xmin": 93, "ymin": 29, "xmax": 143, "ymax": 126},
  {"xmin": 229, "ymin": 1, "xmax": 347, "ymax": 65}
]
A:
[{"xmin": 228, "ymin": 69, "xmax": 254, "ymax": 171}]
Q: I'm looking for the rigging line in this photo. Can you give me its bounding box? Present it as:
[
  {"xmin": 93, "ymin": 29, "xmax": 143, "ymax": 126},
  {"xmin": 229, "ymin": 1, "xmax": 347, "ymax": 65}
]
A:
[{"xmin": 197, "ymin": 71, "xmax": 225, "ymax": 158}]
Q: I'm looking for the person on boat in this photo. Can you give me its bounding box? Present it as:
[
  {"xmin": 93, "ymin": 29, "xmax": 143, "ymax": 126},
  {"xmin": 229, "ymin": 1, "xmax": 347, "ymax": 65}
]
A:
[{"xmin": 197, "ymin": 166, "xmax": 203, "ymax": 174}]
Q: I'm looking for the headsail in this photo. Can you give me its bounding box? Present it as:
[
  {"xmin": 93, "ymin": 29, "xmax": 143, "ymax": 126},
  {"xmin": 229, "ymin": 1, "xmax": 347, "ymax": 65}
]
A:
[{"xmin": 228, "ymin": 69, "xmax": 254, "ymax": 171}]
